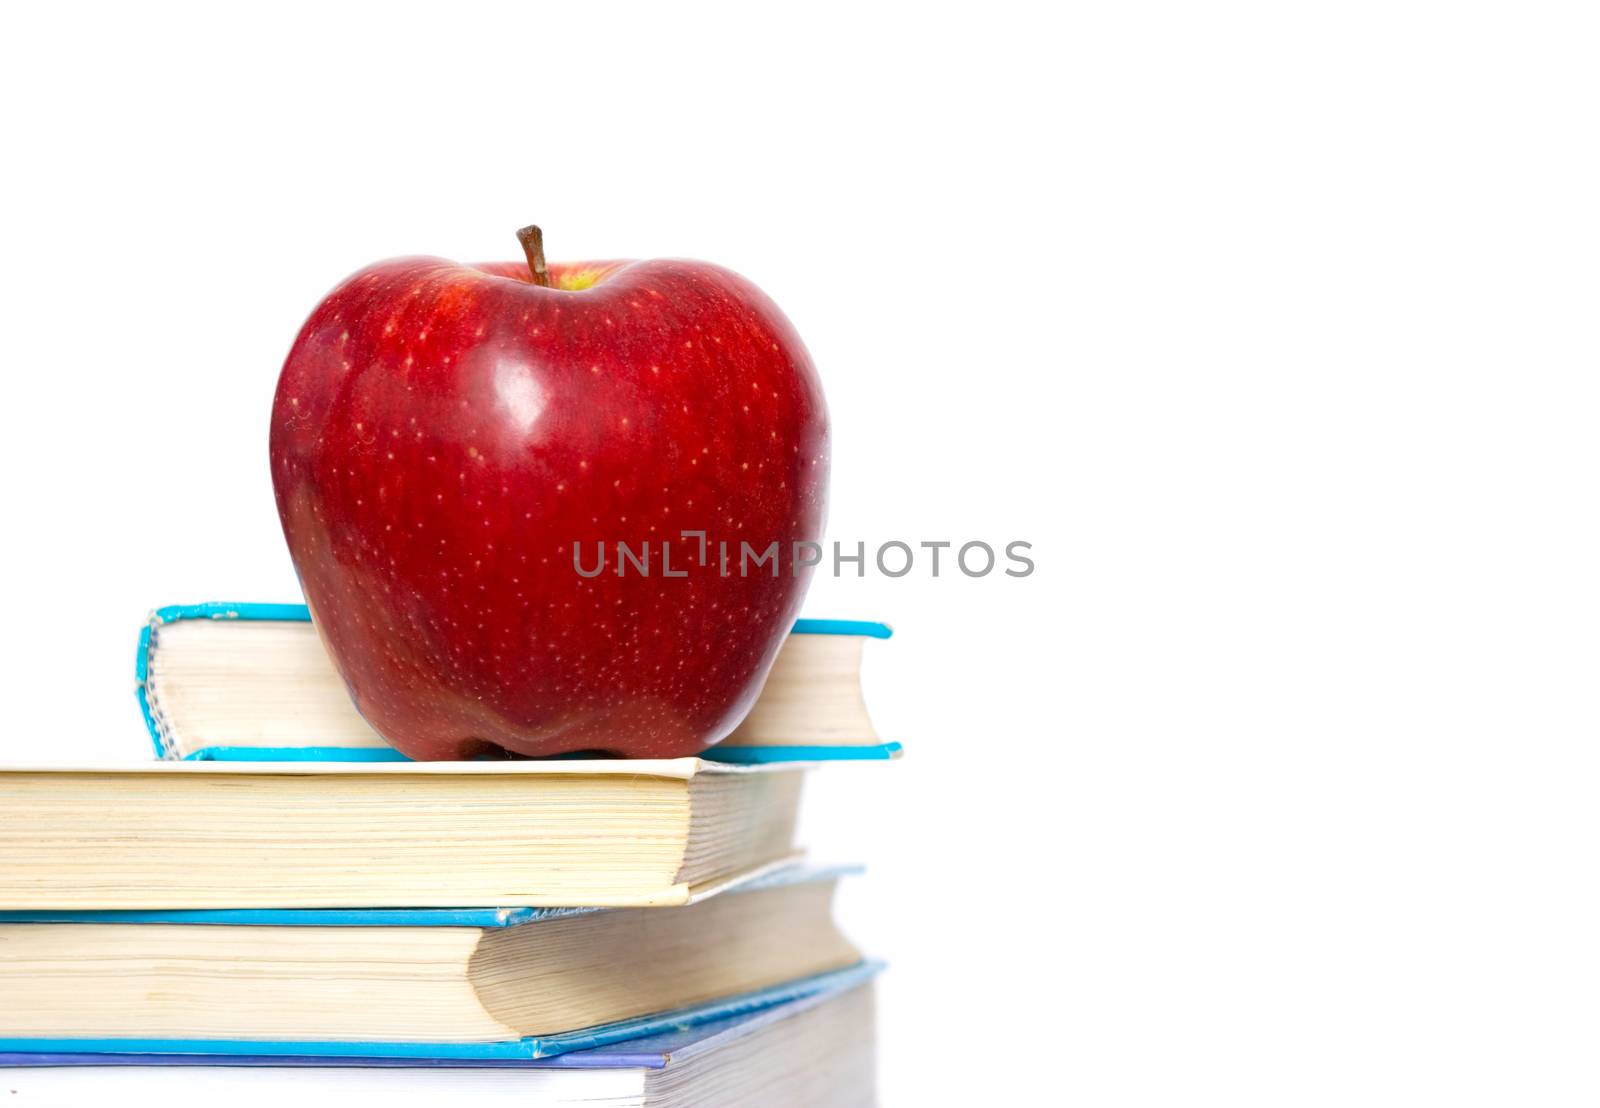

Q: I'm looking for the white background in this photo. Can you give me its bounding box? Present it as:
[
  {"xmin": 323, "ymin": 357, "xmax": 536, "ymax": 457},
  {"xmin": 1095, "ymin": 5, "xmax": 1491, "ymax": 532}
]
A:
[{"xmin": 2, "ymin": 3, "xmax": 1598, "ymax": 1104}]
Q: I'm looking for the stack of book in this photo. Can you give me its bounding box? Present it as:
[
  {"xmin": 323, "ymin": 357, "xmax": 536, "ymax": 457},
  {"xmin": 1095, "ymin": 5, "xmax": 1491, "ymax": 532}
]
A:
[{"xmin": 0, "ymin": 605, "xmax": 898, "ymax": 1105}]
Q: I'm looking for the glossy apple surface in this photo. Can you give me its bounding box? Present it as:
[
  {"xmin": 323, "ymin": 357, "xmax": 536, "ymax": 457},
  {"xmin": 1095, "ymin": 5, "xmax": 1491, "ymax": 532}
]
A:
[{"xmin": 269, "ymin": 242, "xmax": 828, "ymax": 759}]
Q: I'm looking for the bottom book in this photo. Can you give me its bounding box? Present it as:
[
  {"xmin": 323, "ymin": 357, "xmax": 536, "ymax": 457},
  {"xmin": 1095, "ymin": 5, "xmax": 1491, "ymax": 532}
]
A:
[{"xmin": 0, "ymin": 968, "xmax": 878, "ymax": 1108}]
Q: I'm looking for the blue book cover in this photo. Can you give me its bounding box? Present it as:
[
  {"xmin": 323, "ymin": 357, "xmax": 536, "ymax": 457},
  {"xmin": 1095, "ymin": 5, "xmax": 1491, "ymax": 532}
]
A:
[{"xmin": 138, "ymin": 602, "xmax": 901, "ymax": 765}]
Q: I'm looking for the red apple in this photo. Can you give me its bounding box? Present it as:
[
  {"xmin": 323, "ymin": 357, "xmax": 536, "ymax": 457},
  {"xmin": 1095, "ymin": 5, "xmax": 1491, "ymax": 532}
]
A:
[{"xmin": 269, "ymin": 228, "xmax": 828, "ymax": 759}]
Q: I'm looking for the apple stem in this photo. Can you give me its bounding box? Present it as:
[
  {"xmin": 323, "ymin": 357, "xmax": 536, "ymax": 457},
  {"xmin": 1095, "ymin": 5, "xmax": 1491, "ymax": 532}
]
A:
[{"xmin": 517, "ymin": 225, "xmax": 551, "ymax": 287}]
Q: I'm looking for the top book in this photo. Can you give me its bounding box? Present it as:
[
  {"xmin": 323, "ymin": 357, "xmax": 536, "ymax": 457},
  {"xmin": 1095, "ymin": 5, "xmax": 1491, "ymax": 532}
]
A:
[{"xmin": 138, "ymin": 603, "xmax": 899, "ymax": 764}]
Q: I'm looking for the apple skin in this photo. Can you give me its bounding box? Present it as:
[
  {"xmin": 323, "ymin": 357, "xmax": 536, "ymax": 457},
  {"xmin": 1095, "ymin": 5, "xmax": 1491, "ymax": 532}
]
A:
[{"xmin": 269, "ymin": 253, "xmax": 828, "ymax": 759}]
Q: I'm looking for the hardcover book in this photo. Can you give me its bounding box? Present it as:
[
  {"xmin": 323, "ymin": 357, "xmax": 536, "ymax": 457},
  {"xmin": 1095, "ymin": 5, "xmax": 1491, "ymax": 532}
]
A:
[
  {"xmin": 138, "ymin": 603, "xmax": 900, "ymax": 764},
  {"xmin": 0, "ymin": 964, "xmax": 880, "ymax": 1106},
  {"xmin": 0, "ymin": 759, "xmax": 808, "ymax": 909},
  {"xmin": 0, "ymin": 866, "xmax": 861, "ymax": 1051}
]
